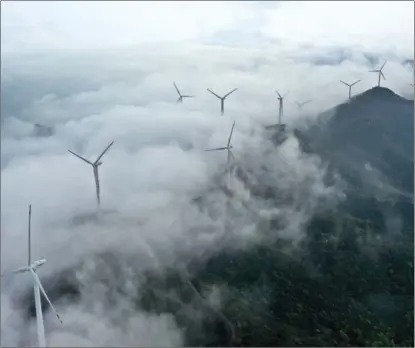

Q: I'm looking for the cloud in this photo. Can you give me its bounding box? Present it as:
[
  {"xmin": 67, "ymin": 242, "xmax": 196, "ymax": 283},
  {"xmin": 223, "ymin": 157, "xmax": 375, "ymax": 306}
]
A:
[
  {"xmin": 1, "ymin": 1, "xmax": 260, "ymax": 52},
  {"xmin": 261, "ymin": 1, "xmax": 414, "ymax": 57},
  {"xmin": 1, "ymin": 2, "xmax": 413, "ymax": 346},
  {"xmin": 2, "ymin": 1, "xmax": 413, "ymax": 56}
]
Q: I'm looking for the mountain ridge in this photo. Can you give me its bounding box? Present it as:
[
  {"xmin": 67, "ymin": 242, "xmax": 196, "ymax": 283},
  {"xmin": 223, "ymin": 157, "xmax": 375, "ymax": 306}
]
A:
[{"xmin": 294, "ymin": 86, "xmax": 414, "ymax": 195}]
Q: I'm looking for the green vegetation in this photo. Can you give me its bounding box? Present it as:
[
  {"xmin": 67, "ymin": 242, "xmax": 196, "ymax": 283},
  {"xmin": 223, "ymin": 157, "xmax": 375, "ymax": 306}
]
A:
[{"xmin": 137, "ymin": 208, "xmax": 413, "ymax": 347}]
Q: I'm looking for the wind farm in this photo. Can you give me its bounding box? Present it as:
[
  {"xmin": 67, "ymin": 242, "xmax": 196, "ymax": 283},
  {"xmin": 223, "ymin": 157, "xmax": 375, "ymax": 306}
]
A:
[
  {"xmin": 2, "ymin": 2, "xmax": 414, "ymax": 346},
  {"xmin": 2, "ymin": 52, "xmax": 414, "ymax": 346}
]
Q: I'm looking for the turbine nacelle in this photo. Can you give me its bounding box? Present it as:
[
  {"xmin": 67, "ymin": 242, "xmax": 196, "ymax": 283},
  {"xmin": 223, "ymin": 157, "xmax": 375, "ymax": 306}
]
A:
[
  {"xmin": 275, "ymin": 90, "xmax": 289, "ymax": 100},
  {"xmin": 4, "ymin": 259, "xmax": 47, "ymax": 276},
  {"xmin": 32, "ymin": 258, "xmax": 46, "ymax": 270}
]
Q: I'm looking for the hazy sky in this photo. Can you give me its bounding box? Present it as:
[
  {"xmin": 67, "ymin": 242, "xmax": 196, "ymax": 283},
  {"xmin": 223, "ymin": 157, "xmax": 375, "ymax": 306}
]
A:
[
  {"xmin": 1, "ymin": 1, "xmax": 414, "ymax": 55},
  {"xmin": 1, "ymin": 1, "xmax": 414, "ymax": 346}
]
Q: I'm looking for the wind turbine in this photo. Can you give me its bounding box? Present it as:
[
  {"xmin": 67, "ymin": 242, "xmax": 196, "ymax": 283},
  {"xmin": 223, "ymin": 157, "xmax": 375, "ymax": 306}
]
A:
[
  {"xmin": 369, "ymin": 60, "xmax": 387, "ymax": 87},
  {"xmin": 207, "ymin": 88, "xmax": 238, "ymax": 115},
  {"xmin": 295, "ymin": 100, "xmax": 312, "ymax": 109},
  {"xmin": 68, "ymin": 141, "xmax": 114, "ymax": 209},
  {"xmin": 173, "ymin": 82, "xmax": 194, "ymax": 103},
  {"xmin": 340, "ymin": 79, "xmax": 361, "ymax": 100},
  {"xmin": 275, "ymin": 90, "xmax": 289, "ymax": 126},
  {"xmin": 205, "ymin": 121, "xmax": 236, "ymax": 187},
  {"xmin": 1, "ymin": 205, "xmax": 63, "ymax": 347}
]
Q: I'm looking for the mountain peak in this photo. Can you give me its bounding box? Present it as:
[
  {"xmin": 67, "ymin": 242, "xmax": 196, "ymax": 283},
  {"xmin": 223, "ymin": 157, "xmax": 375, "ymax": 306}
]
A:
[
  {"xmin": 351, "ymin": 86, "xmax": 407, "ymax": 104},
  {"xmin": 298, "ymin": 85, "xmax": 414, "ymax": 195}
]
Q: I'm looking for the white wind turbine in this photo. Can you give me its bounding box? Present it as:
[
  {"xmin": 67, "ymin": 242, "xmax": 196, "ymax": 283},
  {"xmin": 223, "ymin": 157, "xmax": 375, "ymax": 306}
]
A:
[
  {"xmin": 173, "ymin": 82, "xmax": 194, "ymax": 103},
  {"xmin": 205, "ymin": 121, "xmax": 236, "ymax": 188},
  {"xmin": 295, "ymin": 99, "xmax": 312, "ymax": 110},
  {"xmin": 207, "ymin": 88, "xmax": 238, "ymax": 115},
  {"xmin": 369, "ymin": 60, "xmax": 387, "ymax": 87},
  {"xmin": 1, "ymin": 205, "xmax": 63, "ymax": 347},
  {"xmin": 68, "ymin": 141, "xmax": 114, "ymax": 209},
  {"xmin": 275, "ymin": 89, "xmax": 289, "ymax": 126},
  {"xmin": 340, "ymin": 79, "xmax": 361, "ymax": 100}
]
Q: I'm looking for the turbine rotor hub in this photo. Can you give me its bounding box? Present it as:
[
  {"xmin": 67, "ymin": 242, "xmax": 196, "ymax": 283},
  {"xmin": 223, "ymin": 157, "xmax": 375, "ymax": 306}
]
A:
[{"xmin": 31, "ymin": 258, "xmax": 46, "ymax": 270}]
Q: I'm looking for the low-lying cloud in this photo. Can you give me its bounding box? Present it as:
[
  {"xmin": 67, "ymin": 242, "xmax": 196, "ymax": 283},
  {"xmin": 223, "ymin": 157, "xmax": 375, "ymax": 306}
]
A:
[{"xmin": 1, "ymin": 2, "xmax": 413, "ymax": 345}]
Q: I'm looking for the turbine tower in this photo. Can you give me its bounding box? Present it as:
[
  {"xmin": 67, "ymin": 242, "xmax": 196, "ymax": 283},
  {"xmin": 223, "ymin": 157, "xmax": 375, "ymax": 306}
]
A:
[
  {"xmin": 173, "ymin": 82, "xmax": 194, "ymax": 103},
  {"xmin": 295, "ymin": 100, "xmax": 312, "ymax": 109},
  {"xmin": 207, "ymin": 88, "xmax": 238, "ymax": 115},
  {"xmin": 68, "ymin": 141, "xmax": 114, "ymax": 209},
  {"xmin": 275, "ymin": 90, "xmax": 289, "ymax": 126},
  {"xmin": 1, "ymin": 205, "xmax": 63, "ymax": 347},
  {"xmin": 369, "ymin": 60, "xmax": 387, "ymax": 87},
  {"xmin": 340, "ymin": 79, "xmax": 361, "ymax": 100},
  {"xmin": 205, "ymin": 120, "xmax": 236, "ymax": 187}
]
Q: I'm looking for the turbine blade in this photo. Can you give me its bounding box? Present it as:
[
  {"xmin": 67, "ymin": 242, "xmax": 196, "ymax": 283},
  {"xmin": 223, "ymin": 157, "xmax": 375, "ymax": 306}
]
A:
[
  {"xmin": 340, "ymin": 80, "xmax": 349, "ymax": 86},
  {"xmin": 173, "ymin": 82, "xmax": 181, "ymax": 96},
  {"xmin": 304, "ymin": 99, "xmax": 312, "ymax": 105},
  {"xmin": 227, "ymin": 121, "xmax": 236, "ymax": 147},
  {"xmin": 381, "ymin": 72, "xmax": 386, "ymax": 80},
  {"xmin": 1, "ymin": 266, "xmax": 29, "ymax": 277},
  {"xmin": 68, "ymin": 150, "xmax": 93, "ymax": 165},
  {"xmin": 207, "ymin": 89, "xmax": 221, "ymax": 99},
  {"xmin": 224, "ymin": 88, "xmax": 238, "ymax": 98},
  {"xmin": 205, "ymin": 147, "xmax": 227, "ymax": 152},
  {"xmin": 351, "ymin": 80, "xmax": 361, "ymax": 86},
  {"xmin": 368, "ymin": 70, "xmax": 378, "ymax": 73},
  {"xmin": 229, "ymin": 150, "xmax": 236, "ymax": 161},
  {"xmin": 295, "ymin": 101, "xmax": 300, "ymax": 107},
  {"xmin": 275, "ymin": 90, "xmax": 282, "ymax": 98},
  {"xmin": 94, "ymin": 141, "xmax": 115, "ymax": 165},
  {"xmin": 30, "ymin": 269, "xmax": 63, "ymax": 324},
  {"xmin": 177, "ymin": 97, "xmax": 182, "ymax": 103},
  {"xmin": 283, "ymin": 91, "xmax": 290, "ymax": 98},
  {"xmin": 380, "ymin": 60, "xmax": 387, "ymax": 70},
  {"xmin": 182, "ymin": 95, "xmax": 195, "ymax": 98}
]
